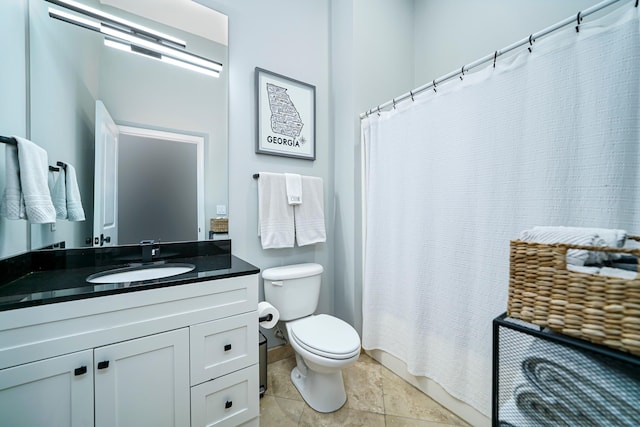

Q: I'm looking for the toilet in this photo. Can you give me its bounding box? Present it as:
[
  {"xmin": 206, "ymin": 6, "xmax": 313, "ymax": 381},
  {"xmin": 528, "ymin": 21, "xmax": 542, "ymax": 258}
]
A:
[{"xmin": 262, "ymin": 263, "xmax": 361, "ymax": 413}]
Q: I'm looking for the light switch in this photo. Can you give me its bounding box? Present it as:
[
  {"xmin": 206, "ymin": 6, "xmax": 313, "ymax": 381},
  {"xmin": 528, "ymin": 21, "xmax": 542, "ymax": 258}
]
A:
[{"xmin": 216, "ymin": 205, "xmax": 227, "ymax": 215}]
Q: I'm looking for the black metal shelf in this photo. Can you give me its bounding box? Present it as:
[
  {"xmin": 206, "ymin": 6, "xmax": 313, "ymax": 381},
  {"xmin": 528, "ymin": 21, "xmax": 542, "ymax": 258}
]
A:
[{"xmin": 492, "ymin": 312, "xmax": 640, "ymax": 426}]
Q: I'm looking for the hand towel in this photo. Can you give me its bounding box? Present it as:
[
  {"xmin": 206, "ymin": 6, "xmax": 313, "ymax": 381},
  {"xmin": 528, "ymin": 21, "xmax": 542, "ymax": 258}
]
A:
[
  {"xmin": 258, "ymin": 172, "xmax": 294, "ymax": 249},
  {"xmin": 49, "ymin": 168, "xmax": 67, "ymax": 220},
  {"xmin": 0, "ymin": 144, "xmax": 24, "ymax": 220},
  {"xmin": 284, "ymin": 173, "xmax": 302, "ymax": 205},
  {"xmin": 294, "ymin": 175, "xmax": 326, "ymax": 246},
  {"xmin": 519, "ymin": 227, "xmax": 607, "ymax": 265},
  {"xmin": 15, "ymin": 137, "xmax": 55, "ymax": 223},
  {"xmin": 64, "ymin": 163, "xmax": 85, "ymax": 221}
]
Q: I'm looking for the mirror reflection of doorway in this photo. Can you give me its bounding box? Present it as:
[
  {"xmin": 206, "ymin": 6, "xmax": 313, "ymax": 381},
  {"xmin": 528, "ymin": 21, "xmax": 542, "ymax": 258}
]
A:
[
  {"xmin": 117, "ymin": 126, "xmax": 205, "ymax": 245},
  {"xmin": 94, "ymin": 101, "xmax": 205, "ymax": 246}
]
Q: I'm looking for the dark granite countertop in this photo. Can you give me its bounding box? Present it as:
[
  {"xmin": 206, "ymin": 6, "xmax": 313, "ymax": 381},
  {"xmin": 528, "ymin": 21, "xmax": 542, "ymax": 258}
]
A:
[{"xmin": 0, "ymin": 240, "xmax": 259, "ymax": 311}]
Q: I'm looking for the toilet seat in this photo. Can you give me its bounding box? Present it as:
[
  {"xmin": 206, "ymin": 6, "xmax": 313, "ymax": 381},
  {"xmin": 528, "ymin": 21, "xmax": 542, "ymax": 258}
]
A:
[{"xmin": 288, "ymin": 314, "xmax": 360, "ymax": 360}]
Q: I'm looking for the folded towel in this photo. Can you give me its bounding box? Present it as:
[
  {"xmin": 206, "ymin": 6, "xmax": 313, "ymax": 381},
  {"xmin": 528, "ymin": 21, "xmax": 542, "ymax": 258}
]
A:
[
  {"xmin": 520, "ymin": 339, "xmax": 640, "ymax": 426},
  {"xmin": 0, "ymin": 144, "xmax": 24, "ymax": 220},
  {"xmin": 566, "ymin": 264, "xmax": 601, "ymax": 275},
  {"xmin": 15, "ymin": 137, "xmax": 55, "ymax": 223},
  {"xmin": 258, "ymin": 172, "xmax": 294, "ymax": 249},
  {"xmin": 284, "ymin": 173, "xmax": 302, "ymax": 205},
  {"xmin": 599, "ymin": 266, "xmax": 638, "ymax": 280},
  {"xmin": 49, "ymin": 168, "xmax": 67, "ymax": 220},
  {"xmin": 519, "ymin": 227, "xmax": 607, "ymax": 265},
  {"xmin": 533, "ymin": 226, "xmax": 627, "ymax": 261},
  {"xmin": 514, "ymin": 384, "xmax": 578, "ymax": 426},
  {"xmin": 294, "ymin": 176, "xmax": 326, "ymax": 246},
  {"xmin": 64, "ymin": 163, "xmax": 85, "ymax": 221},
  {"xmin": 499, "ymin": 397, "xmax": 539, "ymax": 427}
]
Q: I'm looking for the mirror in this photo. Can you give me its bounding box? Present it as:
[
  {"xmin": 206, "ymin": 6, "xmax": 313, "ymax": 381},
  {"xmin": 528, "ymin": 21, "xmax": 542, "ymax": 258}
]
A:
[{"xmin": 22, "ymin": 0, "xmax": 227, "ymax": 252}]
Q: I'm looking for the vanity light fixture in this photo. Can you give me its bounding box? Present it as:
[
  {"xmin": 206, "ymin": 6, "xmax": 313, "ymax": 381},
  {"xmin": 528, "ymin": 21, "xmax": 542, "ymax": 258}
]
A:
[
  {"xmin": 46, "ymin": 0, "xmax": 222, "ymax": 78},
  {"xmin": 46, "ymin": 0, "xmax": 186, "ymax": 48},
  {"xmin": 104, "ymin": 39, "xmax": 221, "ymax": 78}
]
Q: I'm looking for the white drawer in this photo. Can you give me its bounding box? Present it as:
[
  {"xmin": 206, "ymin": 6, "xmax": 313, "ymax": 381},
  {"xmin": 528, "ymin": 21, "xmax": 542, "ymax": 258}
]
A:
[
  {"xmin": 190, "ymin": 364, "xmax": 259, "ymax": 427},
  {"xmin": 190, "ymin": 311, "xmax": 258, "ymax": 385}
]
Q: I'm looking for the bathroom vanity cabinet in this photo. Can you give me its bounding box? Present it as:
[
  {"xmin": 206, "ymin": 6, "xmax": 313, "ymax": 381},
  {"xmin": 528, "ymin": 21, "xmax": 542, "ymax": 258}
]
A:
[{"xmin": 0, "ymin": 273, "xmax": 260, "ymax": 427}]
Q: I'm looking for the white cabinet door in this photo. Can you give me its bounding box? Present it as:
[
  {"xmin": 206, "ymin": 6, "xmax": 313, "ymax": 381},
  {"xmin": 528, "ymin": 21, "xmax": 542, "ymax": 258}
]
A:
[
  {"xmin": 0, "ymin": 350, "xmax": 94, "ymax": 427},
  {"xmin": 94, "ymin": 328, "xmax": 190, "ymax": 427},
  {"xmin": 190, "ymin": 311, "xmax": 258, "ymax": 385}
]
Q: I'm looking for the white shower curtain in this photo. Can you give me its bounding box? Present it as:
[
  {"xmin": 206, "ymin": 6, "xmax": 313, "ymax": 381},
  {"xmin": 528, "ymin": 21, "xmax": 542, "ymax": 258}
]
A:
[{"xmin": 362, "ymin": 5, "xmax": 639, "ymax": 417}]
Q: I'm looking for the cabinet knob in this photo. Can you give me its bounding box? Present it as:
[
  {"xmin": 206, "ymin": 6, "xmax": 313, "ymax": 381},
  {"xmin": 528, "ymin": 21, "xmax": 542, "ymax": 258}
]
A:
[
  {"xmin": 74, "ymin": 366, "xmax": 87, "ymax": 376},
  {"xmin": 224, "ymin": 344, "xmax": 232, "ymax": 352},
  {"xmin": 97, "ymin": 361, "xmax": 110, "ymax": 370},
  {"xmin": 225, "ymin": 400, "xmax": 233, "ymax": 409}
]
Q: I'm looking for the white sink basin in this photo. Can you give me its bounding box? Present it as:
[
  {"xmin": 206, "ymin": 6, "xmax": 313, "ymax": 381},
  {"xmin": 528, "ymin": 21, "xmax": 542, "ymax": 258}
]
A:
[{"xmin": 86, "ymin": 263, "xmax": 196, "ymax": 284}]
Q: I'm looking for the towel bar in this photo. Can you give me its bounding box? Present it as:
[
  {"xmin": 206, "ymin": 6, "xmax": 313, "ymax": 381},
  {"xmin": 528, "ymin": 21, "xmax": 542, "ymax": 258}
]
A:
[{"xmin": 0, "ymin": 136, "xmax": 17, "ymax": 145}]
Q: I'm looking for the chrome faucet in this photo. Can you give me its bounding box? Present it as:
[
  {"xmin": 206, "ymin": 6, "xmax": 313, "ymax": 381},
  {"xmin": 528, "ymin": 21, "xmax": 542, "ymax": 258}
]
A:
[{"xmin": 140, "ymin": 240, "xmax": 160, "ymax": 263}]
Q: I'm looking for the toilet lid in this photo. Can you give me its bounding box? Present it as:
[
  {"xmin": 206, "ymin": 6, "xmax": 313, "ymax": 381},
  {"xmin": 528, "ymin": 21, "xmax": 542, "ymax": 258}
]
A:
[{"xmin": 289, "ymin": 314, "xmax": 360, "ymax": 359}]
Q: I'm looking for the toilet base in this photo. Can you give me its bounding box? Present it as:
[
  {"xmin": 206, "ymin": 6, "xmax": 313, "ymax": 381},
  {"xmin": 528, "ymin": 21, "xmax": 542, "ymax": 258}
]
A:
[{"xmin": 290, "ymin": 366, "xmax": 347, "ymax": 413}]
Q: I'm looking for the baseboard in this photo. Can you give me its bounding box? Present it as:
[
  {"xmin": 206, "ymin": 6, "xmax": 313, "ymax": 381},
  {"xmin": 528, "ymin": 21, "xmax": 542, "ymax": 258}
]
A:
[{"xmin": 267, "ymin": 343, "xmax": 295, "ymax": 364}]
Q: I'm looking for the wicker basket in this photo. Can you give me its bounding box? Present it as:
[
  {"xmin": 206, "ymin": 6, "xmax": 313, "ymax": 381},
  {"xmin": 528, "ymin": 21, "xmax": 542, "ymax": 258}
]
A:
[
  {"xmin": 508, "ymin": 237, "xmax": 640, "ymax": 356},
  {"xmin": 210, "ymin": 218, "xmax": 228, "ymax": 233}
]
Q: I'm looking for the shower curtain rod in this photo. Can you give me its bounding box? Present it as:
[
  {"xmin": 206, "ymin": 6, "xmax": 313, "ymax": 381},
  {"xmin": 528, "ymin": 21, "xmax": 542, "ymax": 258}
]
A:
[{"xmin": 360, "ymin": 0, "xmax": 629, "ymax": 119}]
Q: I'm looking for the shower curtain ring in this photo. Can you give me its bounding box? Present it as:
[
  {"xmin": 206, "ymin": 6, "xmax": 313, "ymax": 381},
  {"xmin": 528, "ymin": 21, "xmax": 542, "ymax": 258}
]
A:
[
  {"xmin": 432, "ymin": 80, "xmax": 437, "ymax": 92},
  {"xmin": 493, "ymin": 51, "xmax": 498, "ymax": 68},
  {"xmin": 576, "ymin": 11, "xmax": 582, "ymax": 32},
  {"xmin": 377, "ymin": 105, "xmax": 381, "ymax": 116},
  {"xmin": 392, "ymin": 98, "xmax": 397, "ymax": 109},
  {"xmin": 459, "ymin": 66, "xmax": 465, "ymax": 80},
  {"xmin": 528, "ymin": 35, "xmax": 534, "ymax": 52},
  {"xmin": 410, "ymin": 90, "xmax": 414, "ymax": 101}
]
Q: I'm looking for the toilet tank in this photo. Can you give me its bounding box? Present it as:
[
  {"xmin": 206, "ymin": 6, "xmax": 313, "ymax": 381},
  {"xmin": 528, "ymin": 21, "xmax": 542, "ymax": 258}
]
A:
[{"xmin": 262, "ymin": 263, "xmax": 323, "ymax": 321}]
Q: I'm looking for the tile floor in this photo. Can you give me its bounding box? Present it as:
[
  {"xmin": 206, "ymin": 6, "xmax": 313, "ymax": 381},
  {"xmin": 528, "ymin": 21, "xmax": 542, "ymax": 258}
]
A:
[{"xmin": 259, "ymin": 352, "xmax": 470, "ymax": 427}]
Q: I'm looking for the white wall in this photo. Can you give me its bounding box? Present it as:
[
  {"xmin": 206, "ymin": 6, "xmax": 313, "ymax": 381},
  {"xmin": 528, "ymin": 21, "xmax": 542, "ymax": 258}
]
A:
[
  {"xmin": 0, "ymin": 0, "xmax": 29, "ymax": 259},
  {"xmin": 331, "ymin": 0, "xmax": 415, "ymax": 332},
  {"xmin": 413, "ymin": 0, "xmax": 608, "ymax": 85},
  {"xmin": 197, "ymin": 0, "xmax": 333, "ymax": 346}
]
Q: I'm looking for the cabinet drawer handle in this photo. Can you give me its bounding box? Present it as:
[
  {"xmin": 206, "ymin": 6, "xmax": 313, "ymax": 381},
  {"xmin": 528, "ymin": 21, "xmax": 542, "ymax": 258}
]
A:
[
  {"xmin": 97, "ymin": 361, "xmax": 110, "ymax": 370},
  {"xmin": 74, "ymin": 366, "xmax": 87, "ymax": 376},
  {"xmin": 224, "ymin": 344, "xmax": 232, "ymax": 352},
  {"xmin": 225, "ymin": 400, "xmax": 233, "ymax": 409}
]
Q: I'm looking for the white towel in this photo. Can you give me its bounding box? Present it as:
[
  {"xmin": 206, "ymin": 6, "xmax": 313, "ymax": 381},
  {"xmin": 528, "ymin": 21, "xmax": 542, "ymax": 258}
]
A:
[
  {"xmin": 64, "ymin": 163, "xmax": 85, "ymax": 221},
  {"xmin": 533, "ymin": 226, "xmax": 627, "ymax": 261},
  {"xmin": 566, "ymin": 264, "xmax": 601, "ymax": 275},
  {"xmin": 294, "ymin": 176, "xmax": 326, "ymax": 246},
  {"xmin": 50, "ymin": 168, "xmax": 67, "ymax": 220},
  {"xmin": 599, "ymin": 266, "xmax": 638, "ymax": 280},
  {"xmin": 284, "ymin": 173, "xmax": 302, "ymax": 205},
  {"xmin": 258, "ymin": 172, "xmax": 294, "ymax": 249},
  {"xmin": 519, "ymin": 226, "xmax": 607, "ymax": 265},
  {"xmin": 0, "ymin": 144, "xmax": 24, "ymax": 220},
  {"xmin": 15, "ymin": 137, "xmax": 55, "ymax": 223}
]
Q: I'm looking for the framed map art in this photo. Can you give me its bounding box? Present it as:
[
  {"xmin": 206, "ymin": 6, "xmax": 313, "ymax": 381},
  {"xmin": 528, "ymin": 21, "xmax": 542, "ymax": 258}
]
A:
[{"xmin": 255, "ymin": 67, "xmax": 316, "ymax": 160}]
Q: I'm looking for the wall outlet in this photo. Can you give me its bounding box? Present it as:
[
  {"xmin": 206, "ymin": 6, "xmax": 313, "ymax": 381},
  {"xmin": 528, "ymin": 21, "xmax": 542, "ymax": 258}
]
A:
[
  {"xmin": 216, "ymin": 205, "xmax": 227, "ymax": 215},
  {"xmin": 50, "ymin": 223, "xmax": 56, "ymax": 232}
]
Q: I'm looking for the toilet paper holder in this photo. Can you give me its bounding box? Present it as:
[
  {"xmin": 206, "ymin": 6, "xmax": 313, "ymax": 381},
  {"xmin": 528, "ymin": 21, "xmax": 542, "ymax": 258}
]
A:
[{"xmin": 259, "ymin": 313, "xmax": 273, "ymax": 323}]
